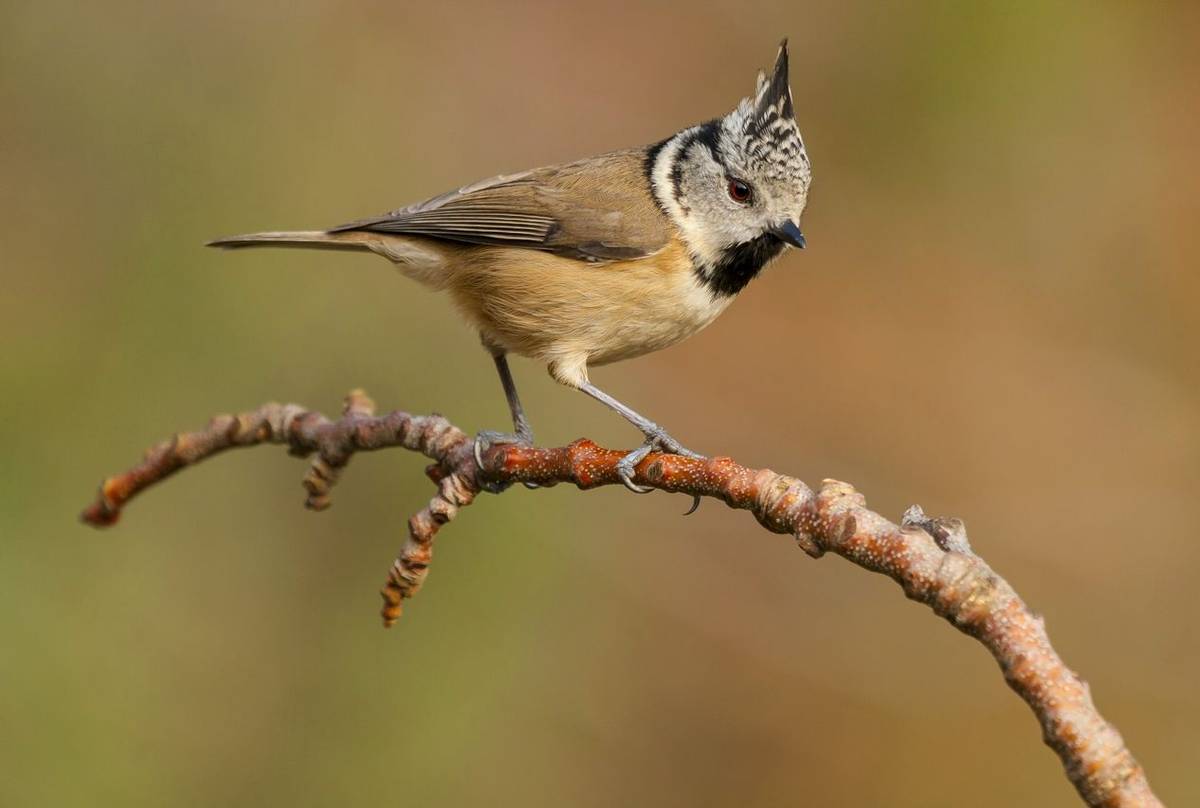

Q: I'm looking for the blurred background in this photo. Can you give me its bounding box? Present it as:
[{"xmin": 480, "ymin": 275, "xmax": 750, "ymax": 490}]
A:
[{"xmin": 2, "ymin": 1, "xmax": 1197, "ymax": 805}]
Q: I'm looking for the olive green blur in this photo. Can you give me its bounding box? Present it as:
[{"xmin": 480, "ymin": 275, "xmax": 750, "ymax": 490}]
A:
[{"xmin": 2, "ymin": 1, "xmax": 1197, "ymax": 805}]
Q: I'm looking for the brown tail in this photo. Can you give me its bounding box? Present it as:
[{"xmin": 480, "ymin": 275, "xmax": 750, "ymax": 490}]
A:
[{"xmin": 206, "ymin": 230, "xmax": 375, "ymax": 252}]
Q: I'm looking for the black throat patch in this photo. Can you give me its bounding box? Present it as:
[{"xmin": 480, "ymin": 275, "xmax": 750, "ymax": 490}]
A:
[{"xmin": 701, "ymin": 234, "xmax": 787, "ymax": 297}]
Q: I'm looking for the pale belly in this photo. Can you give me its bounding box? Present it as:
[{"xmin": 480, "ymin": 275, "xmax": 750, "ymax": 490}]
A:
[
  {"xmin": 582, "ymin": 278, "xmax": 732, "ymax": 366},
  {"xmin": 445, "ymin": 242, "xmax": 733, "ymax": 384}
]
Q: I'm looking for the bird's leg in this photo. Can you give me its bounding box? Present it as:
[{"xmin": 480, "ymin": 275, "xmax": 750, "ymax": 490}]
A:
[
  {"xmin": 474, "ymin": 353, "xmax": 538, "ymax": 491},
  {"xmin": 579, "ymin": 382, "xmax": 703, "ymax": 508},
  {"xmin": 494, "ymin": 353, "xmax": 534, "ymax": 443}
]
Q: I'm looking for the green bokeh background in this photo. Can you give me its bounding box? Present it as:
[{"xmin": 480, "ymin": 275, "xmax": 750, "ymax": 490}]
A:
[{"xmin": 3, "ymin": 2, "xmax": 1197, "ymax": 805}]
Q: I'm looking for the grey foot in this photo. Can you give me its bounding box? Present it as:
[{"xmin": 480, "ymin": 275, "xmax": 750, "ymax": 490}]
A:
[
  {"xmin": 616, "ymin": 426, "xmax": 704, "ymax": 514},
  {"xmin": 473, "ymin": 430, "xmax": 538, "ymax": 493}
]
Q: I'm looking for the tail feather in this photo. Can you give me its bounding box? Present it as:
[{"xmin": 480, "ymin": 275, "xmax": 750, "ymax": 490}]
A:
[
  {"xmin": 206, "ymin": 230, "xmax": 374, "ymax": 252},
  {"xmin": 207, "ymin": 227, "xmax": 450, "ymax": 288}
]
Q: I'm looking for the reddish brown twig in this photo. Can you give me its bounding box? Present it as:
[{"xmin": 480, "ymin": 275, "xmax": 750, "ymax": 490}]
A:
[
  {"xmin": 80, "ymin": 391, "xmax": 1161, "ymax": 807},
  {"xmin": 80, "ymin": 390, "xmax": 480, "ymax": 626}
]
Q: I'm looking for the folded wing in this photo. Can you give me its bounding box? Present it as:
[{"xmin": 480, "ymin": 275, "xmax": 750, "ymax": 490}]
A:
[{"xmin": 329, "ymin": 149, "xmax": 672, "ymax": 262}]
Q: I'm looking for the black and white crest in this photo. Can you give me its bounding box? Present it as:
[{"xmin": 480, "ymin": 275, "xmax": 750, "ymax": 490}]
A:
[
  {"xmin": 724, "ymin": 40, "xmax": 811, "ymax": 186},
  {"xmin": 645, "ymin": 39, "xmax": 813, "ymax": 297}
]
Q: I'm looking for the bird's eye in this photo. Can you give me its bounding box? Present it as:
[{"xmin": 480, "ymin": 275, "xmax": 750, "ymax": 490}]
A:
[{"xmin": 727, "ymin": 178, "xmax": 753, "ymax": 204}]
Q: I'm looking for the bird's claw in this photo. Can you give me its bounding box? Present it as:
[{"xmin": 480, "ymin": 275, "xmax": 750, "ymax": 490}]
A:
[
  {"xmin": 473, "ymin": 430, "xmax": 537, "ymax": 493},
  {"xmin": 645, "ymin": 427, "xmax": 703, "ymax": 460},
  {"xmin": 616, "ymin": 444, "xmax": 655, "ymax": 494},
  {"xmin": 616, "ymin": 427, "xmax": 704, "ymax": 514}
]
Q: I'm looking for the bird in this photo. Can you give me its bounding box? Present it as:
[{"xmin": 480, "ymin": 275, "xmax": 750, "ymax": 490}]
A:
[{"xmin": 208, "ymin": 40, "xmax": 812, "ymax": 498}]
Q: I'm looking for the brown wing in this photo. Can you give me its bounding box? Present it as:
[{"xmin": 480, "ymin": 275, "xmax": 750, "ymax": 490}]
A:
[{"xmin": 328, "ymin": 148, "xmax": 672, "ymax": 262}]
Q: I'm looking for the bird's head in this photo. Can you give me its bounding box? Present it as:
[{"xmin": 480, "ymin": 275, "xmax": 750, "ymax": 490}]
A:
[{"xmin": 650, "ymin": 40, "xmax": 812, "ymax": 296}]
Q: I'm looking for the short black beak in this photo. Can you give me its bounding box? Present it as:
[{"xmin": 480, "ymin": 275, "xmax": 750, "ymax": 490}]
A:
[{"xmin": 772, "ymin": 220, "xmax": 806, "ymax": 249}]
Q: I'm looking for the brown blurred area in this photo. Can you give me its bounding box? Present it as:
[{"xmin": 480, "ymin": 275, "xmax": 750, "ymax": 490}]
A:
[{"xmin": 2, "ymin": 1, "xmax": 1197, "ymax": 804}]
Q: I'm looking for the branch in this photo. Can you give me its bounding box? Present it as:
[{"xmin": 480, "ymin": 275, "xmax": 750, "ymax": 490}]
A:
[{"xmin": 80, "ymin": 390, "xmax": 1161, "ymax": 807}]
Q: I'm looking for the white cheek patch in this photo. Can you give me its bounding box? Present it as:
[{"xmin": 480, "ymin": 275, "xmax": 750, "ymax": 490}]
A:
[{"xmin": 649, "ymin": 131, "xmax": 725, "ymax": 272}]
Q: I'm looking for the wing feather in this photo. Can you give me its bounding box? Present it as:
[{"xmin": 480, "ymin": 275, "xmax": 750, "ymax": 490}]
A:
[{"xmin": 328, "ymin": 149, "xmax": 671, "ymax": 261}]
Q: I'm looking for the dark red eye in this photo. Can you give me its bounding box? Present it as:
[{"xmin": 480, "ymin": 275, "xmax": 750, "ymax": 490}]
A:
[{"xmin": 727, "ymin": 178, "xmax": 752, "ymax": 203}]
